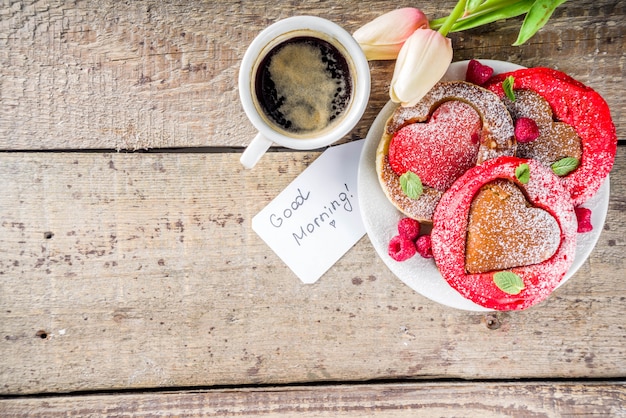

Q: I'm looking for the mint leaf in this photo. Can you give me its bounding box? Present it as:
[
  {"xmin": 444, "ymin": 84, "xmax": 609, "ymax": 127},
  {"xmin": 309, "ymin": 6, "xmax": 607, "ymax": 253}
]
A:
[
  {"xmin": 494, "ymin": 271, "xmax": 525, "ymax": 295},
  {"xmin": 551, "ymin": 157, "xmax": 579, "ymax": 176},
  {"xmin": 515, "ymin": 163, "xmax": 530, "ymax": 184},
  {"xmin": 502, "ymin": 76, "xmax": 516, "ymax": 102},
  {"xmin": 399, "ymin": 171, "xmax": 423, "ymax": 200}
]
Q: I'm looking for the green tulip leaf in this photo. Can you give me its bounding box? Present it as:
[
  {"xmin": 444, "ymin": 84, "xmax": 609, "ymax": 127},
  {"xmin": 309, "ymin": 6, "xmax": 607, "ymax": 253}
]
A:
[
  {"xmin": 466, "ymin": 0, "xmax": 486, "ymax": 14},
  {"xmin": 431, "ymin": 0, "xmax": 534, "ymax": 33},
  {"xmin": 513, "ymin": 0, "xmax": 568, "ymax": 46}
]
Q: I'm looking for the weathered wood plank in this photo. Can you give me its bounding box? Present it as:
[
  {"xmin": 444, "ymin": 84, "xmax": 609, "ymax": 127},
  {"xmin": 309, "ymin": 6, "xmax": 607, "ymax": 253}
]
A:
[
  {"xmin": 1, "ymin": 148, "xmax": 624, "ymax": 394},
  {"xmin": 0, "ymin": 0, "xmax": 623, "ymax": 150},
  {"xmin": 0, "ymin": 382, "xmax": 624, "ymax": 417}
]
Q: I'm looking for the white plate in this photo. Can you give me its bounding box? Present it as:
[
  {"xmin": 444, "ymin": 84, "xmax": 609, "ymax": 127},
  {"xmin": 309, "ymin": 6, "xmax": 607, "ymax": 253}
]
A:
[{"xmin": 357, "ymin": 60, "xmax": 610, "ymax": 311}]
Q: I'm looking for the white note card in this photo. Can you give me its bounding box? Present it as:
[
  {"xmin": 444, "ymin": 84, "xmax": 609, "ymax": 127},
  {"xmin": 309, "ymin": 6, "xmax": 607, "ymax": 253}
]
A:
[{"xmin": 252, "ymin": 140, "xmax": 366, "ymax": 283}]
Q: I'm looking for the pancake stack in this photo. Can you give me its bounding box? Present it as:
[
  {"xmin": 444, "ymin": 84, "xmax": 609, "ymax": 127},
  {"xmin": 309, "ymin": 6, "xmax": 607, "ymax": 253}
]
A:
[{"xmin": 377, "ymin": 62, "xmax": 617, "ymax": 310}]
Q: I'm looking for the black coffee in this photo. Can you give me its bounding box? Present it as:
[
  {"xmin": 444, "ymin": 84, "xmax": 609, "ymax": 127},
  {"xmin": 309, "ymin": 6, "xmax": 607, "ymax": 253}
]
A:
[{"xmin": 254, "ymin": 36, "xmax": 353, "ymax": 136}]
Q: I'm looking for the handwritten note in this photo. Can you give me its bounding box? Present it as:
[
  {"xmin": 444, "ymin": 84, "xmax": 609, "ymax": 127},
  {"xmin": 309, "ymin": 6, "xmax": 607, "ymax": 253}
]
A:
[{"xmin": 252, "ymin": 140, "xmax": 366, "ymax": 283}]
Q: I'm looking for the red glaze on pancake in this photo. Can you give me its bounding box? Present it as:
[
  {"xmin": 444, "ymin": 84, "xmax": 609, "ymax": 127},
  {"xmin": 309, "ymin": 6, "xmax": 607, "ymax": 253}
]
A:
[{"xmin": 388, "ymin": 100, "xmax": 482, "ymax": 191}]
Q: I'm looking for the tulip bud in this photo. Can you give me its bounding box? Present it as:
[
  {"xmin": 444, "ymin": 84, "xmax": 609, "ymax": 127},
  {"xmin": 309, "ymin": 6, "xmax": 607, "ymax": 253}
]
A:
[
  {"xmin": 389, "ymin": 28, "xmax": 453, "ymax": 107},
  {"xmin": 353, "ymin": 8, "xmax": 429, "ymax": 61}
]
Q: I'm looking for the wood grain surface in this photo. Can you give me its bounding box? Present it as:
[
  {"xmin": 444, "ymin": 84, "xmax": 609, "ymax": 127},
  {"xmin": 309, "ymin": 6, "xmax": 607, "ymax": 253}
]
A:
[
  {"xmin": 1, "ymin": 382, "xmax": 625, "ymax": 417},
  {"xmin": 0, "ymin": 149, "xmax": 624, "ymax": 396},
  {"xmin": 0, "ymin": 0, "xmax": 624, "ymax": 150},
  {"xmin": 1, "ymin": 0, "xmax": 624, "ymax": 415}
]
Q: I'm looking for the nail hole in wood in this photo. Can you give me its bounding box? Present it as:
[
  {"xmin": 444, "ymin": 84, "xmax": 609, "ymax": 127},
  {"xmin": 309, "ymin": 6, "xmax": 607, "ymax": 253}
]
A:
[
  {"xmin": 44, "ymin": 232, "xmax": 54, "ymax": 239},
  {"xmin": 485, "ymin": 314, "xmax": 501, "ymax": 330},
  {"xmin": 36, "ymin": 330, "xmax": 48, "ymax": 339}
]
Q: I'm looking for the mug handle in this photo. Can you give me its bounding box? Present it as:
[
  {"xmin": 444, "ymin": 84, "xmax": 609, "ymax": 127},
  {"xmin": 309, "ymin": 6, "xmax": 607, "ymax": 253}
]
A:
[{"xmin": 240, "ymin": 132, "xmax": 273, "ymax": 169}]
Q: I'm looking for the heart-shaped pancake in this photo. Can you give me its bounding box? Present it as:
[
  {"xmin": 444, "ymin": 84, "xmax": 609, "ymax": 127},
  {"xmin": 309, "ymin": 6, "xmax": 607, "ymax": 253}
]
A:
[
  {"xmin": 431, "ymin": 157, "xmax": 577, "ymax": 311},
  {"xmin": 484, "ymin": 68, "xmax": 617, "ymax": 206},
  {"xmin": 503, "ymin": 89, "xmax": 581, "ymax": 166},
  {"xmin": 465, "ymin": 179, "xmax": 560, "ymax": 274},
  {"xmin": 376, "ymin": 81, "xmax": 516, "ymax": 222},
  {"xmin": 388, "ymin": 100, "xmax": 481, "ymax": 191}
]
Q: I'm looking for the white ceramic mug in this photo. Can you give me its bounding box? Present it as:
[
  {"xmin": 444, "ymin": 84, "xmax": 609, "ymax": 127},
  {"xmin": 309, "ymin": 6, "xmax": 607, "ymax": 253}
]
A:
[{"xmin": 239, "ymin": 16, "xmax": 371, "ymax": 169}]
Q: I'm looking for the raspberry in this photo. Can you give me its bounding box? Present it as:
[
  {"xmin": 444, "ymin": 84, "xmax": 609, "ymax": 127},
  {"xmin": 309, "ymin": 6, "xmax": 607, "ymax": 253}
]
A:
[
  {"xmin": 574, "ymin": 207, "xmax": 593, "ymax": 233},
  {"xmin": 515, "ymin": 117, "xmax": 540, "ymax": 143},
  {"xmin": 388, "ymin": 235, "xmax": 417, "ymax": 262},
  {"xmin": 415, "ymin": 234, "xmax": 433, "ymax": 258},
  {"xmin": 466, "ymin": 59, "xmax": 494, "ymax": 86},
  {"xmin": 397, "ymin": 217, "xmax": 420, "ymax": 241}
]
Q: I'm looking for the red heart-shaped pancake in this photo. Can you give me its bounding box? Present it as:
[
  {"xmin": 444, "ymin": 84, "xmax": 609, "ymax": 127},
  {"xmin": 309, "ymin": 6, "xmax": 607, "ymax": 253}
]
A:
[
  {"xmin": 376, "ymin": 81, "xmax": 516, "ymax": 223},
  {"xmin": 388, "ymin": 100, "xmax": 481, "ymax": 191},
  {"xmin": 431, "ymin": 157, "xmax": 577, "ymax": 311}
]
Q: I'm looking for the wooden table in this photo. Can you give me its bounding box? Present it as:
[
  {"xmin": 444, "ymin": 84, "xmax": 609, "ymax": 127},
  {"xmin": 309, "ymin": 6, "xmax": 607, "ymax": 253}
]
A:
[{"xmin": 1, "ymin": 1, "xmax": 624, "ymax": 416}]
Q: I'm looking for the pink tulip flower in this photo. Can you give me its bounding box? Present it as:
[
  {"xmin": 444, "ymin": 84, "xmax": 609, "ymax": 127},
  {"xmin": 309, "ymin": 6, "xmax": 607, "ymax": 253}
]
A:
[
  {"xmin": 353, "ymin": 8, "xmax": 429, "ymax": 60},
  {"xmin": 389, "ymin": 28, "xmax": 453, "ymax": 107}
]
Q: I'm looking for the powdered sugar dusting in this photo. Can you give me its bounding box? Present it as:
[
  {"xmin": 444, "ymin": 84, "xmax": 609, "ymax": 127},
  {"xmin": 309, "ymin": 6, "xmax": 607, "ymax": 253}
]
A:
[
  {"xmin": 388, "ymin": 100, "xmax": 481, "ymax": 191},
  {"xmin": 465, "ymin": 179, "xmax": 561, "ymax": 273},
  {"xmin": 387, "ymin": 81, "xmax": 516, "ymax": 162},
  {"xmin": 503, "ymin": 89, "xmax": 582, "ymax": 166}
]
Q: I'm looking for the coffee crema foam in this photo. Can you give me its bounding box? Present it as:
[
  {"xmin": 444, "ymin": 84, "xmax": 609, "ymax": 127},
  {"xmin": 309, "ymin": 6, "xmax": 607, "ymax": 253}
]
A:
[{"xmin": 255, "ymin": 36, "xmax": 352, "ymax": 137}]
